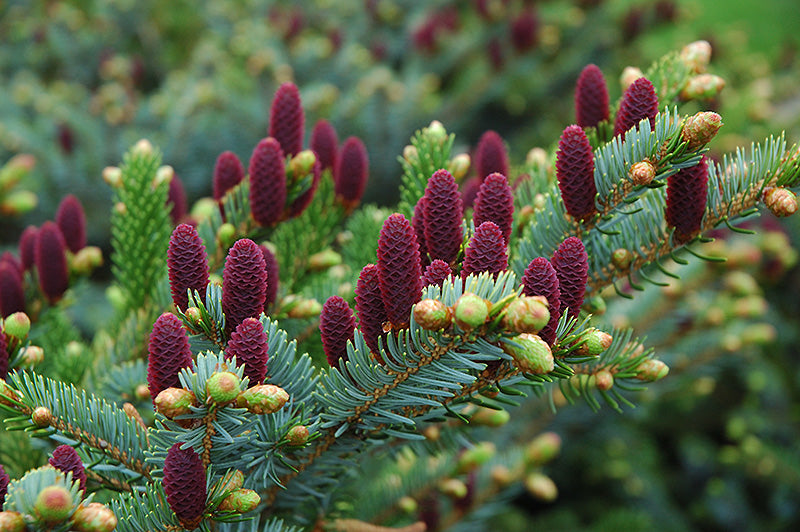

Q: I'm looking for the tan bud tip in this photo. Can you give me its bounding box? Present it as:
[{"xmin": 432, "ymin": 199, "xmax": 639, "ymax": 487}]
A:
[
  {"xmin": 629, "ymin": 161, "xmax": 656, "ymax": 186},
  {"xmin": 763, "ymin": 187, "xmax": 798, "ymax": 217}
]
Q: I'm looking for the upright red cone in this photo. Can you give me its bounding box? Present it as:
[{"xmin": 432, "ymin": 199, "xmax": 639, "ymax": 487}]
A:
[
  {"xmin": 521, "ymin": 257, "xmax": 561, "ymax": 345},
  {"xmin": 18, "ymin": 225, "xmax": 38, "ymax": 271},
  {"xmin": 0, "ymin": 330, "xmax": 8, "ymax": 380},
  {"xmin": 556, "ymin": 125, "xmax": 597, "ymax": 221},
  {"xmin": 249, "ymin": 137, "xmax": 287, "ymax": 227},
  {"xmin": 49, "ymin": 445, "xmax": 87, "ymax": 494},
  {"xmin": 473, "ymin": 172, "xmax": 514, "ymax": 244},
  {"xmin": 167, "ymin": 174, "xmax": 188, "ymax": 225},
  {"xmin": 55, "ymin": 195, "xmax": 87, "ymax": 253},
  {"xmin": 575, "ymin": 64, "xmax": 609, "ymax": 129},
  {"xmin": 334, "ymin": 136, "xmax": 369, "ymax": 210},
  {"xmin": 461, "ymin": 221, "xmax": 508, "ymax": 279},
  {"xmin": 422, "ymin": 259, "xmax": 453, "ymax": 287},
  {"xmin": 213, "ymin": 151, "xmax": 245, "ymax": 201},
  {"xmin": 147, "ymin": 312, "xmax": 194, "ymax": 401},
  {"xmin": 163, "ymin": 443, "xmax": 207, "ymax": 530},
  {"xmin": 310, "ymin": 119, "xmax": 339, "ymax": 171},
  {"xmin": 355, "ymin": 264, "xmax": 388, "ymax": 356},
  {"xmin": 377, "ymin": 214, "xmax": 423, "ymax": 329},
  {"xmin": 613, "ymin": 77, "xmax": 659, "ymax": 138},
  {"xmin": 550, "ymin": 237, "xmax": 588, "ymax": 320},
  {"xmin": 320, "ymin": 296, "xmax": 356, "ymax": 367},
  {"xmin": 167, "ymin": 224, "xmax": 209, "ymax": 311},
  {"xmin": 222, "ymin": 239, "xmax": 268, "ymax": 334},
  {"xmin": 225, "ymin": 317, "xmax": 268, "ymax": 384},
  {"xmin": 35, "ymin": 222, "xmax": 69, "ymax": 304},
  {"xmin": 269, "ymin": 82, "xmax": 304, "ymax": 157},
  {"xmin": 474, "ymin": 130, "xmax": 509, "ymax": 181},
  {"xmin": 0, "ymin": 261, "xmax": 25, "ymax": 317},
  {"xmin": 423, "ymin": 169, "xmax": 464, "ymax": 266},
  {"xmin": 665, "ymin": 155, "xmax": 709, "ymax": 244}
]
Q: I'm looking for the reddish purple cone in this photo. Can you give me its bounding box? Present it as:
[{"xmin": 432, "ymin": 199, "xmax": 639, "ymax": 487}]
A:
[
  {"xmin": 412, "ymin": 197, "xmax": 430, "ymax": 266},
  {"xmin": 35, "ymin": 222, "xmax": 69, "ymax": 304},
  {"xmin": 213, "ymin": 151, "xmax": 245, "ymax": 201},
  {"xmin": 49, "ymin": 445, "xmax": 87, "ymax": 494},
  {"xmin": 147, "ymin": 312, "xmax": 194, "ymax": 401},
  {"xmin": 473, "ymin": 173, "xmax": 514, "ymax": 244},
  {"xmin": 269, "ymin": 82, "xmax": 304, "ymax": 157},
  {"xmin": 0, "ymin": 331, "xmax": 8, "ymax": 380},
  {"xmin": 222, "ymin": 239, "xmax": 268, "ymax": 334},
  {"xmin": 0, "ymin": 252, "xmax": 21, "ymax": 278},
  {"xmin": 310, "ymin": 119, "xmax": 339, "ymax": 171},
  {"xmin": 461, "ymin": 221, "xmax": 508, "ymax": 279},
  {"xmin": 510, "ymin": 9, "xmax": 538, "ymax": 52},
  {"xmin": 18, "ymin": 225, "xmax": 38, "ymax": 271},
  {"xmin": 167, "ymin": 224, "xmax": 209, "ymax": 311},
  {"xmin": 556, "ymin": 125, "xmax": 597, "ymax": 221},
  {"xmin": 287, "ymin": 158, "xmax": 320, "ymax": 218},
  {"xmin": 249, "ymin": 137, "xmax": 287, "ymax": 226},
  {"xmin": 355, "ymin": 264, "xmax": 388, "ymax": 355},
  {"xmin": 0, "ymin": 261, "xmax": 25, "ymax": 317},
  {"xmin": 422, "ymin": 259, "xmax": 452, "ymax": 287},
  {"xmin": 225, "ymin": 317, "xmax": 268, "ymax": 384},
  {"xmin": 474, "ymin": 131, "xmax": 509, "ymax": 181},
  {"xmin": 551, "ymin": 237, "xmax": 588, "ymax": 320},
  {"xmin": 665, "ymin": 155, "xmax": 709, "ymax": 244},
  {"xmin": 377, "ymin": 214, "xmax": 423, "ymax": 328},
  {"xmin": 461, "ymin": 176, "xmax": 482, "ymax": 209},
  {"xmin": 334, "ymin": 137, "xmax": 369, "ymax": 209},
  {"xmin": 521, "ymin": 257, "xmax": 561, "ymax": 345},
  {"xmin": 320, "ymin": 295, "xmax": 356, "ymax": 367},
  {"xmin": 487, "ymin": 37, "xmax": 504, "ymax": 71},
  {"xmin": 423, "ymin": 169, "xmax": 464, "ymax": 265},
  {"xmin": 259, "ymin": 245, "xmax": 280, "ymax": 312},
  {"xmin": 55, "ymin": 195, "xmax": 87, "ymax": 253},
  {"xmin": 163, "ymin": 443, "xmax": 207, "ymax": 530},
  {"xmin": 168, "ymin": 174, "xmax": 188, "ymax": 225},
  {"xmin": 614, "ymin": 77, "xmax": 659, "ymax": 138},
  {"xmin": 575, "ymin": 64, "xmax": 610, "ymax": 129},
  {"xmin": 0, "ymin": 463, "xmax": 9, "ymax": 510}
]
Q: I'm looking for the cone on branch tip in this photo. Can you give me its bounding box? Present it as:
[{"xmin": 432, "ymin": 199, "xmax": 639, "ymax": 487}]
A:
[
  {"xmin": 629, "ymin": 161, "xmax": 655, "ymax": 186},
  {"xmin": 155, "ymin": 387, "xmax": 196, "ymax": 419},
  {"xmin": 635, "ymin": 359, "xmax": 669, "ymax": 381},
  {"xmin": 34, "ymin": 485, "xmax": 73, "ymax": 524},
  {"xmin": 206, "ymin": 371, "xmax": 242, "ymax": 404},
  {"xmin": 249, "ymin": 137, "xmax": 287, "ymax": 227},
  {"xmin": 521, "ymin": 257, "xmax": 561, "ymax": 345},
  {"xmin": 355, "ymin": 264, "xmax": 388, "ymax": 355},
  {"xmin": 613, "ymin": 77, "xmax": 658, "ymax": 138},
  {"xmin": 575, "ymin": 64, "xmax": 609, "ymax": 129},
  {"xmin": 682, "ymin": 112, "xmax": 723, "ymax": 151},
  {"xmin": 0, "ymin": 512, "xmax": 25, "ymax": 531},
  {"xmin": 556, "ymin": 125, "xmax": 597, "ymax": 221},
  {"xmin": 680, "ymin": 40, "xmax": 712, "ymax": 73},
  {"xmin": 236, "ymin": 384, "xmax": 289, "ymax": 414},
  {"xmin": 665, "ymin": 155, "xmax": 709, "ymax": 244},
  {"xmin": 48, "ymin": 445, "xmax": 87, "ymax": 493},
  {"xmin": 334, "ymin": 136, "xmax": 369, "ymax": 211},
  {"xmin": 551, "ymin": 237, "xmax": 588, "ymax": 320},
  {"xmin": 218, "ymin": 489, "xmax": 261, "ymax": 514},
  {"xmin": 55, "ymin": 194, "xmax": 87, "ymax": 253},
  {"xmin": 310, "ymin": 119, "xmax": 339, "ymax": 171},
  {"xmin": 763, "ymin": 187, "xmax": 798, "ymax": 217},
  {"xmin": 377, "ymin": 214, "xmax": 423, "ymax": 329},
  {"xmin": 423, "ymin": 169, "xmax": 464, "ymax": 265},
  {"xmin": 35, "ymin": 221, "xmax": 69, "ymax": 304},
  {"xmin": 222, "ymin": 238, "xmax": 268, "ymax": 334},
  {"xmin": 474, "ymin": 130, "xmax": 509, "ymax": 181},
  {"xmin": 453, "ymin": 293, "xmax": 489, "ymax": 331},
  {"xmin": 502, "ymin": 333, "xmax": 554, "ymax": 375},
  {"xmin": 213, "ymin": 151, "xmax": 244, "ymax": 201},
  {"xmin": 70, "ymin": 502, "xmax": 117, "ymax": 532},
  {"xmin": 225, "ymin": 317, "xmax": 269, "ymax": 384},
  {"xmin": 0, "ymin": 464, "xmax": 9, "ymax": 511},
  {"xmin": 269, "ymin": 82, "xmax": 304, "ymax": 157},
  {"xmin": 147, "ymin": 312, "xmax": 194, "ymax": 401},
  {"xmin": 473, "ymin": 172, "xmax": 514, "ymax": 244},
  {"xmin": 461, "ymin": 221, "xmax": 508, "ymax": 279},
  {"xmin": 319, "ymin": 295, "xmax": 356, "ymax": 367},
  {"xmin": 500, "ymin": 296, "xmax": 550, "ymax": 334},
  {"xmin": 167, "ymin": 223, "xmax": 209, "ymax": 311},
  {"xmin": 413, "ymin": 299, "xmax": 452, "ymax": 331}
]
